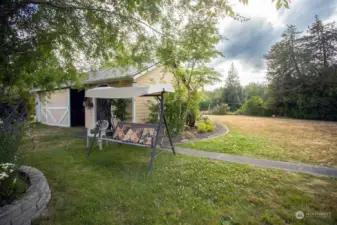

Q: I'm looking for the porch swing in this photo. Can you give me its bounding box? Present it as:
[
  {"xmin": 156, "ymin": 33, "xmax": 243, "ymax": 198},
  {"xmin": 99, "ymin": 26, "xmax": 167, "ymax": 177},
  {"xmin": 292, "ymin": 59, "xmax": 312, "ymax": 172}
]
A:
[{"xmin": 85, "ymin": 84, "xmax": 176, "ymax": 174}]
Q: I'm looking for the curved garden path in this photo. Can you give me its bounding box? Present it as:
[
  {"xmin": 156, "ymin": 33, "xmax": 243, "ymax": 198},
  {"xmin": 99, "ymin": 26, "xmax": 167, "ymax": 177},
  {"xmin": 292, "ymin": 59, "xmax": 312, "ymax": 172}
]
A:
[
  {"xmin": 161, "ymin": 146, "xmax": 337, "ymax": 178},
  {"xmin": 160, "ymin": 124, "xmax": 337, "ymax": 178}
]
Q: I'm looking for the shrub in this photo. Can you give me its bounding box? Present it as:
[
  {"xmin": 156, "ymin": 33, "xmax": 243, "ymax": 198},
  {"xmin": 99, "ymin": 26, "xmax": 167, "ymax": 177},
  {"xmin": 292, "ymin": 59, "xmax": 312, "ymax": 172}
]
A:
[
  {"xmin": 211, "ymin": 104, "xmax": 230, "ymax": 115},
  {"xmin": 148, "ymin": 84, "xmax": 200, "ymax": 136},
  {"xmin": 205, "ymin": 123, "xmax": 214, "ymax": 132},
  {"xmin": 1, "ymin": 163, "xmax": 19, "ymax": 205},
  {"xmin": 239, "ymin": 96, "xmax": 265, "ymax": 116},
  {"xmin": 204, "ymin": 117, "xmax": 215, "ymax": 131},
  {"xmin": 148, "ymin": 92, "xmax": 188, "ymax": 135},
  {"xmin": 197, "ymin": 123, "xmax": 207, "ymax": 133},
  {"xmin": 0, "ymin": 87, "xmax": 34, "ymax": 205},
  {"xmin": 197, "ymin": 116, "xmax": 215, "ymax": 132},
  {"xmin": 110, "ymin": 99, "xmax": 131, "ymax": 121}
]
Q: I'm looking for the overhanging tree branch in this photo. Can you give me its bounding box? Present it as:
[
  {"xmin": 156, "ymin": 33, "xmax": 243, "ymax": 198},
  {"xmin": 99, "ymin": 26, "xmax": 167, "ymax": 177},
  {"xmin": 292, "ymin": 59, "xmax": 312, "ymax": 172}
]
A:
[{"xmin": 19, "ymin": 0, "xmax": 166, "ymax": 38}]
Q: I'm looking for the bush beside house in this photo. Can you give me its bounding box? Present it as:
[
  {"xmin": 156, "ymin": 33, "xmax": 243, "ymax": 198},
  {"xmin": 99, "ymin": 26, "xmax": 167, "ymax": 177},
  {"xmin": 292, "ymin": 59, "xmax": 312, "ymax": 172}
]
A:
[{"xmin": 0, "ymin": 87, "xmax": 35, "ymax": 206}]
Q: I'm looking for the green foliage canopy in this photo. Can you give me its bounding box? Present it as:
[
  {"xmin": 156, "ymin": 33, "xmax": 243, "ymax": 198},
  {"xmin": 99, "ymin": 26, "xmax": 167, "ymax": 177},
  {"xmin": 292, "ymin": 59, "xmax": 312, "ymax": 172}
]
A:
[
  {"xmin": 1, "ymin": 0, "xmax": 170, "ymax": 90},
  {"xmin": 222, "ymin": 63, "xmax": 244, "ymax": 111},
  {"xmin": 239, "ymin": 96, "xmax": 265, "ymax": 116},
  {"xmin": 244, "ymin": 82, "xmax": 268, "ymax": 101},
  {"xmin": 0, "ymin": 0, "xmax": 291, "ymax": 92},
  {"xmin": 265, "ymin": 16, "xmax": 337, "ymax": 120}
]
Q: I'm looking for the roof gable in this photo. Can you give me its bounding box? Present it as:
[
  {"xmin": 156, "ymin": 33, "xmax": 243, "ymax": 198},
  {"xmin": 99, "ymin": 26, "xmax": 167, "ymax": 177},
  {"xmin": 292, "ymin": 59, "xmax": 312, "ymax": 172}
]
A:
[{"xmin": 84, "ymin": 63, "xmax": 158, "ymax": 84}]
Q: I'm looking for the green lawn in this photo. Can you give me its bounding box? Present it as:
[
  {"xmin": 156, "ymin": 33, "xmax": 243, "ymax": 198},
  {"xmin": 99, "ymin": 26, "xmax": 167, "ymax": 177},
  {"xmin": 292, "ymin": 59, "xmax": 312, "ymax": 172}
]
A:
[
  {"xmin": 188, "ymin": 115, "xmax": 337, "ymax": 167},
  {"xmin": 181, "ymin": 127, "xmax": 291, "ymax": 162},
  {"xmin": 27, "ymin": 124, "xmax": 337, "ymax": 225}
]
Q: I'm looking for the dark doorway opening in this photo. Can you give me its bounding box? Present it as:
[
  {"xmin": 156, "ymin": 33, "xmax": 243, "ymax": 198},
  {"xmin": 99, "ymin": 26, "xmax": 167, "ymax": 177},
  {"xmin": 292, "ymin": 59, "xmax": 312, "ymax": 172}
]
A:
[
  {"xmin": 70, "ymin": 89, "xmax": 85, "ymax": 127},
  {"xmin": 96, "ymin": 98, "xmax": 112, "ymax": 124}
]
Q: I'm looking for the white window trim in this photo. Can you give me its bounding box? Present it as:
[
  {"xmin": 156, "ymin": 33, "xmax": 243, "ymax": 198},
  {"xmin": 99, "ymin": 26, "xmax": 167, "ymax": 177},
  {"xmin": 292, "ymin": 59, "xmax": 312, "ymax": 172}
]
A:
[
  {"xmin": 93, "ymin": 97, "xmax": 97, "ymax": 127},
  {"xmin": 132, "ymin": 83, "xmax": 136, "ymax": 123},
  {"xmin": 68, "ymin": 89, "xmax": 71, "ymax": 127}
]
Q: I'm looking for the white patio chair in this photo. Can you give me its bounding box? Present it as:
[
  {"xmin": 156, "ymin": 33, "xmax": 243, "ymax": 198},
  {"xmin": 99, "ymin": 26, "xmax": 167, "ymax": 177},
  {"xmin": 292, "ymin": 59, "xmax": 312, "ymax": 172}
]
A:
[{"xmin": 86, "ymin": 120, "xmax": 109, "ymax": 150}]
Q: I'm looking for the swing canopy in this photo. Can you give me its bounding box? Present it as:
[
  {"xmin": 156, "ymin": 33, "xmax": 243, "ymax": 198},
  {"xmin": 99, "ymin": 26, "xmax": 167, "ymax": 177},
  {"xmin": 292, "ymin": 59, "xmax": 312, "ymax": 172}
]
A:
[
  {"xmin": 85, "ymin": 83, "xmax": 174, "ymax": 99},
  {"xmin": 85, "ymin": 83, "xmax": 176, "ymax": 175}
]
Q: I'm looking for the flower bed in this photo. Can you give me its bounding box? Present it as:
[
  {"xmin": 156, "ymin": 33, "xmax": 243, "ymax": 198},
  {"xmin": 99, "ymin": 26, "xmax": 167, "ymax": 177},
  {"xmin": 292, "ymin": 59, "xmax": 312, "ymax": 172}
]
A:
[
  {"xmin": 1, "ymin": 163, "xmax": 29, "ymax": 206},
  {"xmin": 0, "ymin": 166, "xmax": 51, "ymax": 225}
]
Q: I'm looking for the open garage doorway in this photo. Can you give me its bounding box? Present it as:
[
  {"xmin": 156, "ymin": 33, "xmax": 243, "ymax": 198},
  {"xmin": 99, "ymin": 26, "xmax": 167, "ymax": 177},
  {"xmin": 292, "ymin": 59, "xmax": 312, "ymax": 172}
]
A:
[{"xmin": 70, "ymin": 89, "xmax": 85, "ymax": 127}]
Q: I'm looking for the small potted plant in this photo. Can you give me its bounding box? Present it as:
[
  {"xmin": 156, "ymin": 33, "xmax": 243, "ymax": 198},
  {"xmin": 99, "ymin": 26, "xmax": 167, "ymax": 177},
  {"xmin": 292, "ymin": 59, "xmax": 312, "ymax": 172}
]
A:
[{"xmin": 84, "ymin": 97, "xmax": 94, "ymax": 109}]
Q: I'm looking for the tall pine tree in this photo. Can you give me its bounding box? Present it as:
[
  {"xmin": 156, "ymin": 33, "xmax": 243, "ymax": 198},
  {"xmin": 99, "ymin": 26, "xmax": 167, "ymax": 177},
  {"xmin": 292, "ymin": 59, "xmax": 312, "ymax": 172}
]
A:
[
  {"xmin": 223, "ymin": 63, "xmax": 243, "ymax": 111},
  {"xmin": 265, "ymin": 16, "xmax": 337, "ymax": 120}
]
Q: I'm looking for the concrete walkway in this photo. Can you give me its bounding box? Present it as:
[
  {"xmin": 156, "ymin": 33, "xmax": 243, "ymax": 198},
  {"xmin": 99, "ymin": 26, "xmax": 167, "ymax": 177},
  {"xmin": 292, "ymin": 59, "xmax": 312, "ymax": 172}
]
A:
[{"xmin": 160, "ymin": 146, "xmax": 337, "ymax": 178}]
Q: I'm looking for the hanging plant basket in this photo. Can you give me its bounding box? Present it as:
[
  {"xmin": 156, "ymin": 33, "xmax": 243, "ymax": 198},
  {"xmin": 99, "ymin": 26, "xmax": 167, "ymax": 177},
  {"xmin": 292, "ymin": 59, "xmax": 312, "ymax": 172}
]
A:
[{"xmin": 84, "ymin": 97, "xmax": 94, "ymax": 109}]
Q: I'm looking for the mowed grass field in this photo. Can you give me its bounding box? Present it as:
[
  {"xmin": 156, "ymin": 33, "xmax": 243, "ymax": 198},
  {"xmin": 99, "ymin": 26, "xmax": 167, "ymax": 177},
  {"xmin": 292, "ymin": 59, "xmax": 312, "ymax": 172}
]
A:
[
  {"xmin": 24, "ymin": 124, "xmax": 337, "ymax": 224},
  {"xmin": 182, "ymin": 115, "xmax": 337, "ymax": 167}
]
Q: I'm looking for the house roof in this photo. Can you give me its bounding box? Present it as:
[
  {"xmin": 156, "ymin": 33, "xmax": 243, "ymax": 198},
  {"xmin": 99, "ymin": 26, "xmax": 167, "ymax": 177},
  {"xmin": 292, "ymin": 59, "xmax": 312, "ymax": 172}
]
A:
[
  {"xmin": 30, "ymin": 62, "xmax": 159, "ymax": 92},
  {"xmin": 83, "ymin": 62, "xmax": 159, "ymax": 85},
  {"xmin": 85, "ymin": 84, "xmax": 174, "ymax": 99}
]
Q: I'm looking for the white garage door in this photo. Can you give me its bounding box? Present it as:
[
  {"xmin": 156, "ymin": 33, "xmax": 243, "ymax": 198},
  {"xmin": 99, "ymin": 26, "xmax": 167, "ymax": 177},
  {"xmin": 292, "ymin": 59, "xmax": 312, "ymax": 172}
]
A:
[{"xmin": 39, "ymin": 89, "xmax": 70, "ymax": 127}]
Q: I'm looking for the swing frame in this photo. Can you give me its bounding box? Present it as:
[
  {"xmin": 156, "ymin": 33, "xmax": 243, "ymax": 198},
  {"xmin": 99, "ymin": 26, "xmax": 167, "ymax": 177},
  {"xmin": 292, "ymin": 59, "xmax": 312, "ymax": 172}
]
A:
[{"xmin": 86, "ymin": 90, "xmax": 176, "ymax": 174}]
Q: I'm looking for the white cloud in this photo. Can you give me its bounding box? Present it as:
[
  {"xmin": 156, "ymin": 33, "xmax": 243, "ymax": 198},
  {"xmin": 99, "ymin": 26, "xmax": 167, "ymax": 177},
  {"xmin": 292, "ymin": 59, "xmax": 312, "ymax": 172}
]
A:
[
  {"xmin": 206, "ymin": 59, "xmax": 267, "ymax": 90},
  {"xmin": 207, "ymin": 0, "xmax": 337, "ymax": 90},
  {"xmin": 326, "ymin": 6, "xmax": 337, "ymax": 23},
  {"xmin": 208, "ymin": 0, "xmax": 285, "ymax": 90}
]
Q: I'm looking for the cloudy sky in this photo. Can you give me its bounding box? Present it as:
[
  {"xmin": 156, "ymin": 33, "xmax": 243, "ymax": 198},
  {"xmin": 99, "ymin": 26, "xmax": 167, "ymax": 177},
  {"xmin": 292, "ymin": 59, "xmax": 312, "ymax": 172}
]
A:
[{"xmin": 206, "ymin": 0, "xmax": 337, "ymax": 90}]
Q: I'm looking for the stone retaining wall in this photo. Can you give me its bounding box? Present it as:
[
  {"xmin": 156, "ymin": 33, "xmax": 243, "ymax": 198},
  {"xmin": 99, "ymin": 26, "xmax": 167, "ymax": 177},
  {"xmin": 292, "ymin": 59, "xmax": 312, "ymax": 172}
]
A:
[{"xmin": 0, "ymin": 166, "xmax": 51, "ymax": 225}]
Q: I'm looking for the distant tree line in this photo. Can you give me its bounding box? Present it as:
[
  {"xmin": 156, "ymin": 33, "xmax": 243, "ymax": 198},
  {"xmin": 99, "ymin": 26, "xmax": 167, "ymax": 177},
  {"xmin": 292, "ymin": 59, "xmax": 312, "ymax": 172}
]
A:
[
  {"xmin": 200, "ymin": 63, "xmax": 268, "ymax": 114},
  {"xmin": 201, "ymin": 16, "xmax": 337, "ymax": 120}
]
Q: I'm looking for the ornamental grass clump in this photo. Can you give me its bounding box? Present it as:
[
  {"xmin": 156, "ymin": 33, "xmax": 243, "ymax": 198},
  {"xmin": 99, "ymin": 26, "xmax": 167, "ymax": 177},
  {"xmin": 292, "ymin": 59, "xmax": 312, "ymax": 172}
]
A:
[{"xmin": 0, "ymin": 87, "xmax": 34, "ymax": 205}]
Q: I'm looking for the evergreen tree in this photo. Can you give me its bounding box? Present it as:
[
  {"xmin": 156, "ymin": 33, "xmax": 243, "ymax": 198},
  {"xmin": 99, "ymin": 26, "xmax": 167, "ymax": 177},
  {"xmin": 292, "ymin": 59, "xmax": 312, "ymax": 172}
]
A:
[
  {"xmin": 304, "ymin": 16, "xmax": 337, "ymax": 69},
  {"xmin": 223, "ymin": 63, "xmax": 243, "ymax": 111},
  {"xmin": 265, "ymin": 16, "xmax": 337, "ymax": 120}
]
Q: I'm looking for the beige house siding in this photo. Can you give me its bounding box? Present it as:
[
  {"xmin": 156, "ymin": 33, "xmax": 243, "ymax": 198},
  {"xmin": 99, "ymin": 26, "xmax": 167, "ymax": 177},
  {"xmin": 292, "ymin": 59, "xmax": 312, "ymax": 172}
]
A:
[
  {"xmin": 85, "ymin": 80, "xmax": 133, "ymax": 129},
  {"xmin": 39, "ymin": 89, "xmax": 70, "ymax": 127},
  {"xmin": 134, "ymin": 66, "xmax": 174, "ymax": 123},
  {"xmin": 85, "ymin": 107, "xmax": 94, "ymax": 129},
  {"xmin": 37, "ymin": 67, "xmax": 173, "ymax": 129}
]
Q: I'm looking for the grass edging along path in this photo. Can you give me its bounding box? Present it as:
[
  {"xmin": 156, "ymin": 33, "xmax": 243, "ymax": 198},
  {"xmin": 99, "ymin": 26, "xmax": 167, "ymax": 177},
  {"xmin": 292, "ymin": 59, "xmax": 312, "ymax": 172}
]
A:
[
  {"xmin": 160, "ymin": 147, "xmax": 337, "ymax": 178},
  {"xmin": 180, "ymin": 126, "xmax": 294, "ymax": 162},
  {"xmin": 180, "ymin": 123, "xmax": 337, "ymax": 168},
  {"xmin": 201, "ymin": 115, "xmax": 337, "ymax": 168}
]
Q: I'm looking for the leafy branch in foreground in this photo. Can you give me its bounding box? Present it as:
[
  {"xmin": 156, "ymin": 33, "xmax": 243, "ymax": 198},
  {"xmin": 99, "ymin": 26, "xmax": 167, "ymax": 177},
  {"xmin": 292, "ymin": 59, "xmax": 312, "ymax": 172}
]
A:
[
  {"xmin": 0, "ymin": 87, "xmax": 35, "ymax": 205},
  {"xmin": 1, "ymin": 0, "xmax": 290, "ymax": 92}
]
